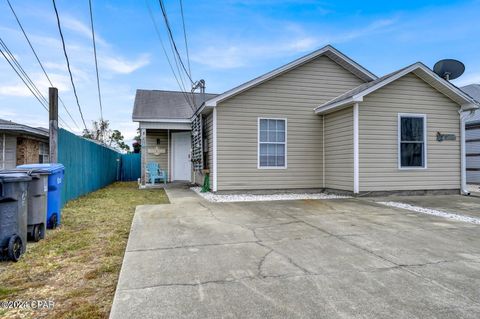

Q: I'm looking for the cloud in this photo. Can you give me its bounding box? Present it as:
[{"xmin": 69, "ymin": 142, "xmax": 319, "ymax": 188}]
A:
[
  {"xmin": 453, "ymin": 73, "xmax": 480, "ymax": 87},
  {"xmin": 192, "ymin": 18, "xmax": 397, "ymax": 69},
  {"xmin": 0, "ymin": 73, "xmax": 71, "ymax": 97},
  {"xmin": 61, "ymin": 16, "xmax": 108, "ymax": 46},
  {"xmin": 99, "ymin": 54, "xmax": 151, "ymax": 74}
]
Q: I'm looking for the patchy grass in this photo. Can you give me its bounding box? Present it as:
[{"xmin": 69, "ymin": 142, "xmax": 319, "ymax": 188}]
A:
[{"xmin": 0, "ymin": 182, "xmax": 169, "ymax": 319}]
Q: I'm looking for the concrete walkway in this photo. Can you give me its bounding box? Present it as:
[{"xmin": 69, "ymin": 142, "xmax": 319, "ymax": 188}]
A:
[{"xmin": 110, "ymin": 186, "xmax": 480, "ymax": 319}]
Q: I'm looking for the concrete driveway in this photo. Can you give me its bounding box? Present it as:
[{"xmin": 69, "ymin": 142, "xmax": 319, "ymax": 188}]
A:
[{"xmin": 110, "ymin": 186, "xmax": 480, "ymax": 319}]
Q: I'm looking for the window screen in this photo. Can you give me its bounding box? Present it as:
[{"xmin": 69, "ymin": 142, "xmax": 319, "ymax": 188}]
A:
[
  {"xmin": 399, "ymin": 115, "xmax": 425, "ymax": 168},
  {"xmin": 259, "ymin": 119, "xmax": 286, "ymax": 168}
]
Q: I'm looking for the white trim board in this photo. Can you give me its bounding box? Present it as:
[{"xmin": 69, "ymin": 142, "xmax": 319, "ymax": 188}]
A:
[
  {"xmin": 397, "ymin": 113, "xmax": 428, "ymax": 170},
  {"xmin": 353, "ymin": 103, "xmax": 359, "ymax": 194},
  {"xmin": 203, "ymin": 45, "xmax": 376, "ymax": 109},
  {"xmin": 315, "ymin": 62, "xmax": 479, "ymax": 114},
  {"xmin": 257, "ymin": 117, "xmax": 288, "ymax": 170},
  {"xmin": 212, "ymin": 107, "xmax": 218, "ymax": 192}
]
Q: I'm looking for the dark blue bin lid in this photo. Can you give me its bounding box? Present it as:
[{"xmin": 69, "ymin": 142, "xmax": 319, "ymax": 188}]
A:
[
  {"xmin": 17, "ymin": 163, "xmax": 64, "ymax": 174},
  {"xmin": 0, "ymin": 172, "xmax": 32, "ymax": 183}
]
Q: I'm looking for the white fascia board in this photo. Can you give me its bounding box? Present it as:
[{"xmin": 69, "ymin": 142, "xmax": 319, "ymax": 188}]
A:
[
  {"xmin": 205, "ymin": 45, "xmax": 376, "ymax": 107},
  {"xmin": 314, "ymin": 97, "xmax": 363, "ymax": 114},
  {"xmin": 315, "ymin": 62, "xmax": 479, "ymax": 114},
  {"xmin": 139, "ymin": 121, "xmax": 192, "ymax": 130},
  {"xmin": 134, "ymin": 118, "xmax": 191, "ymax": 123}
]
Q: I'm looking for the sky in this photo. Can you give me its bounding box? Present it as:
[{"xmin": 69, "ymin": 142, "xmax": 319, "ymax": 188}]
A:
[{"xmin": 1, "ymin": 0, "xmax": 479, "ymax": 145}]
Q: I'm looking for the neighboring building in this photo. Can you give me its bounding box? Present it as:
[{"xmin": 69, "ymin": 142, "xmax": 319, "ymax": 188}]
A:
[
  {"xmin": 0, "ymin": 119, "xmax": 49, "ymax": 169},
  {"xmin": 133, "ymin": 45, "xmax": 478, "ymax": 195},
  {"xmin": 462, "ymin": 84, "xmax": 480, "ymax": 184}
]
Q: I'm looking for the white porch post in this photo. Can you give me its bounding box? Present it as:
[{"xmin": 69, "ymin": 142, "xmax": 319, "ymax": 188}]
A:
[
  {"xmin": 212, "ymin": 107, "xmax": 218, "ymax": 192},
  {"xmin": 141, "ymin": 128, "xmax": 146, "ymax": 185},
  {"xmin": 353, "ymin": 102, "xmax": 359, "ymax": 194},
  {"xmin": 167, "ymin": 129, "xmax": 170, "ymax": 182}
]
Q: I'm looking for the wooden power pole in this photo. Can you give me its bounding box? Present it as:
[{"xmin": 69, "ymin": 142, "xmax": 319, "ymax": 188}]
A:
[{"xmin": 49, "ymin": 87, "xmax": 58, "ymax": 163}]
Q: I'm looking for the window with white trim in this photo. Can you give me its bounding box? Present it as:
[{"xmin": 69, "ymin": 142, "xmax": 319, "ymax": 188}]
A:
[
  {"xmin": 258, "ymin": 118, "xmax": 286, "ymax": 168},
  {"xmin": 39, "ymin": 142, "xmax": 49, "ymax": 164},
  {"xmin": 399, "ymin": 114, "xmax": 426, "ymax": 168}
]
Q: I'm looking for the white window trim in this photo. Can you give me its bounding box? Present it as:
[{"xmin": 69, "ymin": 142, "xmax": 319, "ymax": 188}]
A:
[
  {"xmin": 257, "ymin": 117, "xmax": 287, "ymax": 169},
  {"xmin": 398, "ymin": 113, "xmax": 427, "ymax": 170}
]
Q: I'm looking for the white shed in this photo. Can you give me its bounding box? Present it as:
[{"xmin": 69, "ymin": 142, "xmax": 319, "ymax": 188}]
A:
[{"xmin": 462, "ymin": 84, "xmax": 480, "ymax": 184}]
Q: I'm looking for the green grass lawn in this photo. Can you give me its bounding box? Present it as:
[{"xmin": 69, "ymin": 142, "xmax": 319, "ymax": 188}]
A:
[{"xmin": 0, "ymin": 182, "xmax": 169, "ymax": 319}]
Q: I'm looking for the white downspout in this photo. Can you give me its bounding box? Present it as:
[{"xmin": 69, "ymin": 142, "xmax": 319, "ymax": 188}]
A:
[
  {"xmin": 353, "ymin": 102, "xmax": 359, "ymax": 195},
  {"xmin": 459, "ymin": 109, "xmax": 470, "ymax": 195},
  {"xmin": 212, "ymin": 107, "xmax": 217, "ymax": 192},
  {"xmin": 167, "ymin": 129, "xmax": 170, "ymax": 182},
  {"xmin": 322, "ymin": 115, "xmax": 325, "ymax": 189},
  {"xmin": 2, "ymin": 133, "xmax": 5, "ymax": 169}
]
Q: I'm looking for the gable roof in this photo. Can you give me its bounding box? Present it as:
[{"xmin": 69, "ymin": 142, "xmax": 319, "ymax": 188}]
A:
[
  {"xmin": 132, "ymin": 90, "xmax": 218, "ymax": 122},
  {"xmin": 0, "ymin": 118, "xmax": 49, "ymax": 139},
  {"xmin": 462, "ymin": 84, "xmax": 480, "ymax": 124},
  {"xmin": 315, "ymin": 62, "xmax": 479, "ymax": 114},
  {"xmin": 203, "ymin": 45, "xmax": 377, "ymax": 108}
]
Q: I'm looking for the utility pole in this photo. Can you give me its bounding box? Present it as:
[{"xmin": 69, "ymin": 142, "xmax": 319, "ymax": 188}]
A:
[{"xmin": 49, "ymin": 87, "xmax": 58, "ymax": 163}]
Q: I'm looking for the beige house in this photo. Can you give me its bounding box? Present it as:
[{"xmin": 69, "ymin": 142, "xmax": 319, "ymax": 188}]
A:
[{"xmin": 132, "ymin": 45, "xmax": 479, "ymax": 195}]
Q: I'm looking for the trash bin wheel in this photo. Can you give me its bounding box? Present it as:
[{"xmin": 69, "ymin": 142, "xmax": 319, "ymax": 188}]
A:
[
  {"xmin": 50, "ymin": 214, "xmax": 58, "ymax": 229},
  {"xmin": 32, "ymin": 225, "xmax": 41, "ymax": 242},
  {"xmin": 7, "ymin": 235, "xmax": 23, "ymax": 262}
]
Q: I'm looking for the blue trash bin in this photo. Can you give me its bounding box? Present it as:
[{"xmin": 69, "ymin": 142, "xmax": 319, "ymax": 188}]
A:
[{"xmin": 17, "ymin": 164, "xmax": 64, "ymax": 229}]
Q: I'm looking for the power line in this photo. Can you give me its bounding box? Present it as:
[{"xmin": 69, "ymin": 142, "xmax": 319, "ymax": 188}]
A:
[
  {"xmin": 158, "ymin": 0, "xmax": 193, "ymax": 85},
  {"xmin": 0, "ymin": 38, "xmax": 47, "ymax": 106},
  {"xmin": 52, "ymin": 0, "xmax": 88, "ymax": 131},
  {"xmin": 6, "ymin": 0, "xmax": 80, "ymax": 130},
  {"xmin": 146, "ymin": 0, "xmax": 195, "ymax": 111},
  {"xmin": 0, "ymin": 42, "xmax": 72, "ymax": 130},
  {"xmin": 179, "ymin": 0, "xmax": 191, "ymax": 78},
  {"xmin": 88, "ymin": 0, "xmax": 103, "ymax": 121}
]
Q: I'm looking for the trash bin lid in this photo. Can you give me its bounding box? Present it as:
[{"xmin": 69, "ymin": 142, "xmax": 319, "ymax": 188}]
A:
[
  {"xmin": 0, "ymin": 169, "xmax": 41, "ymax": 179},
  {"xmin": 0, "ymin": 172, "xmax": 32, "ymax": 183},
  {"xmin": 17, "ymin": 163, "xmax": 65, "ymax": 174}
]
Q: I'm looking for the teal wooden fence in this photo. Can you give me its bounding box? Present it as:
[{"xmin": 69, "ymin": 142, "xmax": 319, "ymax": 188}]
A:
[
  {"xmin": 58, "ymin": 129, "xmax": 121, "ymax": 206},
  {"xmin": 120, "ymin": 153, "xmax": 141, "ymax": 181}
]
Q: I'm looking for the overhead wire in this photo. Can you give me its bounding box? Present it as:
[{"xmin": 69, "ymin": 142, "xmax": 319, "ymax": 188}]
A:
[
  {"xmin": 146, "ymin": 0, "xmax": 195, "ymax": 111},
  {"xmin": 0, "ymin": 42, "xmax": 72, "ymax": 130},
  {"xmin": 52, "ymin": 0, "xmax": 88, "ymax": 132},
  {"xmin": 5, "ymin": 0, "xmax": 80, "ymax": 130},
  {"xmin": 88, "ymin": 0, "xmax": 104, "ymax": 121},
  {"xmin": 158, "ymin": 0, "xmax": 194, "ymax": 85},
  {"xmin": 179, "ymin": 0, "xmax": 191, "ymax": 78}
]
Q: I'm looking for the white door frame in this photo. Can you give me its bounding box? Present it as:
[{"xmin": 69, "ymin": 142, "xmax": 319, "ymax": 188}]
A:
[{"xmin": 170, "ymin": 131, "xmax": 192, "ymax": 181}]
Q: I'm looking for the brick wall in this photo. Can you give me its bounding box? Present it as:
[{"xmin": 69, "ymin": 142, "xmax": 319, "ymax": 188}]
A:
[{"xmin": 16, "ymin": 137, "xmax": 40, "ymax": 165}]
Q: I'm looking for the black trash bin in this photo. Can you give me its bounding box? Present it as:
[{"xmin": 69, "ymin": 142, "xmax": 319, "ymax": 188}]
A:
[
  {"xmin": 8, "ymin": 169, "xmax": 48, "ymax": 242},
  {"xmin": 0, "ymin": 172, "xmax": 31, "ymax": 262}
]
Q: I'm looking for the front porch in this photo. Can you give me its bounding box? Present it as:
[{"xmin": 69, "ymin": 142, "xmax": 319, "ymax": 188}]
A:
[{"xmin": 140, "ymin": 126, "xmax": 193, "ymax": 187}]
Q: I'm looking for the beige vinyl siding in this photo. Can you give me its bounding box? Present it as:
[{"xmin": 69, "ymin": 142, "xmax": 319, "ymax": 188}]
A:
[
  {"xmin": 359, "ymin": 73, "xmax": 461, "ymax": 191},
  {"xmin": 145, "ymin": 130, "xmax": 169, "ymax": 181},
  {"xmin": 216, "ymin": 55, "xmax": 364, "ymax": 190},
  {"xmin": 324, "ymin": 107, "xmax": 354, "ymax": 191}
]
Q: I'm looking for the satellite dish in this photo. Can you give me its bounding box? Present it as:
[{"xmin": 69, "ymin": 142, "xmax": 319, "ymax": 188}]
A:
[{"xmin": 433, "ymin": 59, "xmax": 465, "ymax": 81}]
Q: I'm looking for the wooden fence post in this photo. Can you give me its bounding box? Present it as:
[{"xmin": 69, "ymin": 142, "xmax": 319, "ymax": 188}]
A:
[{"xmin": 49, "ymin": 87, "xmax": 58, "ymax": 163}]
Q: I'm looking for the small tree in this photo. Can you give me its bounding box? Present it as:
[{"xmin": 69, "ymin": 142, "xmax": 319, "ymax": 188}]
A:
[
  {"xmin": 83, "ymin": 119, "xmax": 130, "ymax": 152},
  {"xmin": 110, "ymin": 130, "xmax": 130, "ymax": 152}
]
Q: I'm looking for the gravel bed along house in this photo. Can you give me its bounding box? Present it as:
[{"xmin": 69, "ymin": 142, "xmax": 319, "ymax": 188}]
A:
[
  {"xmin": 378, "ymin": 201, "xmax": 480, "ymax": 225},
  {"xmin": 191, "ymin": 187, "xmax": 350, "ymax": 203}
]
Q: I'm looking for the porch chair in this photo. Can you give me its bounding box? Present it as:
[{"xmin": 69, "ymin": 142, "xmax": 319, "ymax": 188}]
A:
[{"xmin": 146, "ymin": 162, "xmax": 167, "ymax": 186}]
